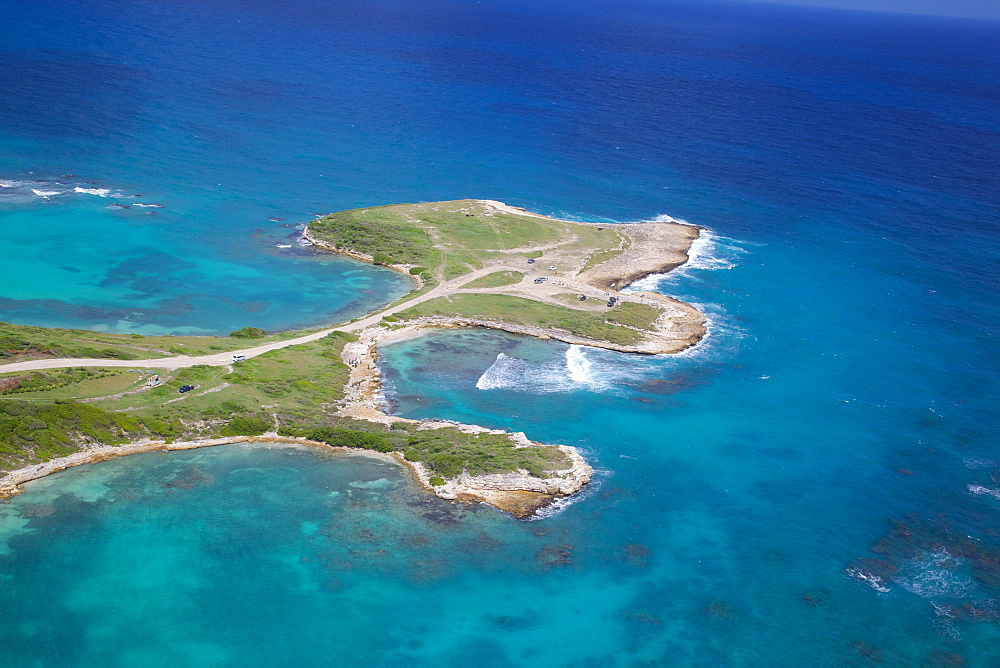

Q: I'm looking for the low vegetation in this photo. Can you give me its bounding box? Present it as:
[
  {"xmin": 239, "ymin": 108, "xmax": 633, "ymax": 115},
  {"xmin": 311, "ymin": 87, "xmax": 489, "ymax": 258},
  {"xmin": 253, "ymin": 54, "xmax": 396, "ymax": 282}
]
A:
[
  {"xmin": 0, "ymin": 368, "xmax": 122, "ymax": 395},
  {"xmin": 398, "ymin": 294, "xmax": 660, "ymax": 345},
  {"xmin": 0, "ymin": 331, "xmax": 570, "ymax": 482},
  {"xmin": 0, "ymin": 400, "xmax": 150, "ymax": 464},
  {"xmin": 461, "ymin": 270, "xmax": 524, "ymax": 289},
  {"xmin": 0, "ymin": 321, "xmax": 315, "ymax": 364},
  {"xmin": 229, "ymin": 326, "xmax": 268, "ymax": 338},
  {"xmin": 400, "ymin": 428, "xmax": 569, "ymax": 478},
  {"xmin": 307, "ymin": 200, "xmax": 616, "ymax": 283}
]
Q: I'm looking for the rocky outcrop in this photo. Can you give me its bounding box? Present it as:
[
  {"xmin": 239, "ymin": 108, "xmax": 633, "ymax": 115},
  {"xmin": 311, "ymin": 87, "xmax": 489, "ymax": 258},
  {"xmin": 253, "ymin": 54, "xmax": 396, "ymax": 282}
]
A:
[
  {"xmin": 0, "ymin": 435, "xmax": 350, "ymax": 501},
  {"xmin": 578, "ymin": 220, "xmax": 700, "ymax": 291}
]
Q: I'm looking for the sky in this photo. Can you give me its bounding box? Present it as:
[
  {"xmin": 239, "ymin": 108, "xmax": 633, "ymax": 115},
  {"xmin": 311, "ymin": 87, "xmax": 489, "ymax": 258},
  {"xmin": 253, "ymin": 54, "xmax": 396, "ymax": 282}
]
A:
[{"xmin": 741, "ymin": 0, "xmax": 1000, "ymax": 20}]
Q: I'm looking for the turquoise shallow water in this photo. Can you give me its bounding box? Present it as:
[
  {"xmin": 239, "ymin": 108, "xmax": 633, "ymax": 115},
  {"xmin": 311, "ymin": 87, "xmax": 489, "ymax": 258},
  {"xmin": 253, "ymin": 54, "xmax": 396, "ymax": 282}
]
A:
[
  {"xmin": 1, "ymin": 0, "xmax": 998, "ymax": 664},
  {"xmin": 0, "ymin": 186, "xmax": 410, "ymax": 334}
]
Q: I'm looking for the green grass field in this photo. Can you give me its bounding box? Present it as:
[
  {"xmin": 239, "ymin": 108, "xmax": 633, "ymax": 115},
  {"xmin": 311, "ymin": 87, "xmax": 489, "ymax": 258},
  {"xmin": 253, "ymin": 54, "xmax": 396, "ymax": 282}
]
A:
[
  {"xmin": 460, "ymin": 270, "xmax": 524, "ymax": 289},
  {"xmin": 398, "ymin": 294, "xmax": 660, "ymax": 346},
  {"xmin": 307, "ymin": 200, "xmax": 621, "ymax": 280},
  {"xmin": 0, "ymin": 321, "xmax": 323, "ymax": 365}
]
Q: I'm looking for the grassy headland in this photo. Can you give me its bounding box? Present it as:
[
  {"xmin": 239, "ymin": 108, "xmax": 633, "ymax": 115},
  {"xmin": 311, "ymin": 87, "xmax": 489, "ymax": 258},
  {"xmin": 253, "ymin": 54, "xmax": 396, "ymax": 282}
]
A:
[
  {"xmin": 398, "ymin": 294, "xmax": 660, "ymax": 346},
  {"xmin": 0, "ymin": 199, "xmax": 702, "ymax": 510}
]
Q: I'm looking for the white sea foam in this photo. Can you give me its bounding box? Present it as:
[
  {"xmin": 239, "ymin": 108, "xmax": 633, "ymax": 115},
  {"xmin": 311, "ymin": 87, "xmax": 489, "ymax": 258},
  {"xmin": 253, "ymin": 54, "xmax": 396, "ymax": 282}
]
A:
[
  {"xmin": 0, "ymin": 177, "xmax": 137, "ymax": 204},
  {"xmin": 132, "ymin": 202, "xmax": 162, "ymax": 208},
  {"xmin": 896, "ymin": 550, "xmax": 976, "ymax": 599},
  {"xmin": 475, "ymin": 346, "xmax": 656, "ymax": 394},
  {"xmin": 968, "ymin": 484, "xmax": 1000, "ymax": 500},
  {"xmin": 0, "ymin": 179, "xmax": 61, "ymax": 203},
  {"xmin": 845, "ymin": 567, "xmax": 891, "ymax": 593},
  {"xmin": 526, "ymin": 468, "xmax": 605, "ymax": 520},
  {"xmin": 963, "ymin": 457, "xmax": 994, "ymax": 470},
  {"xmin": 565, "ymin": 345, "xmax": 597, "ymax": 385},
  {"xmin": 625, "ymin": 226, "xmax": 746, "ymax": 293},
  {"xmin": 931, "ymin": 602, "xmax": 963, "ymax": 640},
  {"xmin": 74, "ymin": 187, "xmax": 112, "ymax": 197},
  {"xmin": 475, "ymin": 353, "xmax": 571, "ymax": 392}
]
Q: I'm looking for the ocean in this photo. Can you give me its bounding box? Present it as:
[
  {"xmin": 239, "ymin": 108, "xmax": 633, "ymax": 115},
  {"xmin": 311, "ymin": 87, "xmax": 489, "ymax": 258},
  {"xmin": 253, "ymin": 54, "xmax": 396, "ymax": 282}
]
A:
[{"xmin": 0, "ymin": 0, "xmax": 998, "ymax": 665}]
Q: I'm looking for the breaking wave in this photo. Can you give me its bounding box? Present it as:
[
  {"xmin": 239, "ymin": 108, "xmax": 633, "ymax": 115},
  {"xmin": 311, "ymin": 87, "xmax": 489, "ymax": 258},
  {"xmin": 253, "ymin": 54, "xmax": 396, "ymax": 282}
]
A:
[
  {"xmin": 475, "ymin": 351, "xmax": 577, "ymax": 393},
  {"xmin": 565, "ymin": 345, "xmax": 597, "ymax": 385},
  {"xmin": 845, "ymin": 567, "xmax": 891, "ymax": 593},
  {"xmin": 626, "ymin": 225, "xmax": 747, "ymax": 293},
  {"xmin": 73, "ymin": 186, "xmax": 113, "ymax": 197},
  {"xmin": 526, "ymin": 471, "xmax": 605, "ymax": 520},
  {"xmin": 474, "ymin": 339, "xmax": 730, "ymax": 395},
  {"xmin": 475, "ymin": 346, "xmax": 636, "ymax": 393},
  {"xmin": 0, "ymin": 176, "xmax": 140, "ymax": 205},
  {"xmin": 968, "ymin": 484, "xmax": 1000, "ymax": 500}
]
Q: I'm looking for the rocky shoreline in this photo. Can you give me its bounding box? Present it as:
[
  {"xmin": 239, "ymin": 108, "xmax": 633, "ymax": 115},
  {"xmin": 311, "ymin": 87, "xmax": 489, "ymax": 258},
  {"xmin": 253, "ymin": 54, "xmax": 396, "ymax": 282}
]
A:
[
  {"xmin": 0, "ymin": 435, "xmax": 399, "ymax": 501},
  {"xmin": 300, "ymin": 226, "xmax": 424, "ymax": 287}
]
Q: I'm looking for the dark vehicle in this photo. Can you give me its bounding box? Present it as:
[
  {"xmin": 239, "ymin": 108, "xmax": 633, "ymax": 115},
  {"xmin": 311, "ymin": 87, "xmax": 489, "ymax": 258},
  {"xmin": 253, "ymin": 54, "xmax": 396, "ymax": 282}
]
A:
[
  {"xmin": 607, "ymin": 300, "xmax": 616, "ymax": 307},
  {"xmin": 609, "ymin": 296, "xmax": 618, "ymax": 303},
  {"xmin": 178, "ymin": 385, "xmax": 195, "ymax": 393},
  {"xmin": 578, "ymin": 295, "xmax": 587, "ymax": 301},
  {"xmin": 527, "ymin": 258, "xmax": 536, "ymax": 264},
  {"xmin": 533, "ymin": 277, "xmax": 546, "ymax": 284}
]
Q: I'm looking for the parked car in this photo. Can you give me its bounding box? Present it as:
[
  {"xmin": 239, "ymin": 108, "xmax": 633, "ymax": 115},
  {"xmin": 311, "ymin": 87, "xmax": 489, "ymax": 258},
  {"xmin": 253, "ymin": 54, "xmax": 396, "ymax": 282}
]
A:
[
  {"xmin": 533, "ymin": 277, "xmax": 546, "ymax": 284},
  {"xmin": 178, "ymin": 385, "xmax": 195, "ymax": 393},
  {"xmin": 233, "ymin": 354, "xmax": 246, "ymax": 362}
]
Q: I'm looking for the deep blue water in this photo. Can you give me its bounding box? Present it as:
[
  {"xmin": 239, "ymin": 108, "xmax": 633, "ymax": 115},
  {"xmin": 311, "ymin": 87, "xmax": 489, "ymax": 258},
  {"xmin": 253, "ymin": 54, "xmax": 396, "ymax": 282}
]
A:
[{"xmin": 1, "ymin": 0, "xmax": 998, "ymax": 665}]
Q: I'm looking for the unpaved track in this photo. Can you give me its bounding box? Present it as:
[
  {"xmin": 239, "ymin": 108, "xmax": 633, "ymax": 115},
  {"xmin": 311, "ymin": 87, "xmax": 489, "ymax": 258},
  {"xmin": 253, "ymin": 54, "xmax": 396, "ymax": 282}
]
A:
[{"xmin": 0, "ymin": 264, "xmax": 515, "ymax": 374}]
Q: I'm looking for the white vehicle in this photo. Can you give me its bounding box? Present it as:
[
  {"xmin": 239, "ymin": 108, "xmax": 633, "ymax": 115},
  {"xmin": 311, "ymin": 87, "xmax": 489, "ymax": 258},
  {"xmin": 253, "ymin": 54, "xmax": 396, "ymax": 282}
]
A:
[
  {"xmin": 233, "ymin": 354, "xmax": 247, "ymax": 362},
  {"xmin": 548, "ymin": 265, "xmax": 557, "ymax": 270}
]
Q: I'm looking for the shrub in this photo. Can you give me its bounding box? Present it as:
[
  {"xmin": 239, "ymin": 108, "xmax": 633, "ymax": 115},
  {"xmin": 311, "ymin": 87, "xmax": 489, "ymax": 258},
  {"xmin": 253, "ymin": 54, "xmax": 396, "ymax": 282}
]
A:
[
  {"xmin": 423, "ymin": 453, "xmax": 464, "ymax": 478},
  {"xmin": 142, "ymin": 418, "xmax": 180, "ymax": 438},
  {"xmin": 409, "ymin": 266, "xmax": 428, "ymax": 275},
  {"xmin": 220, "ymin": 416, "xmax": 272, "ymax": 436},
  {"xmin": 372, "ymin": 252, "xmax": 393, "ymax": 266},
  {"xmin": 174, "ymin": 365, "xmax": 215, "ymax": 383},
  {"xmin": 429, "ymin": 476, "xmax": 445, "ymax": 486},
  {"xmin": 229, "ymin": 327, "xmax": 268, "ymax": 338},
  {"xmin": 306, "ymin": 427, "xmax": 393, "ymax": 452},
  {"xmin": 325, "ymin": 331, "xmax": 358, "ymax": 343}
]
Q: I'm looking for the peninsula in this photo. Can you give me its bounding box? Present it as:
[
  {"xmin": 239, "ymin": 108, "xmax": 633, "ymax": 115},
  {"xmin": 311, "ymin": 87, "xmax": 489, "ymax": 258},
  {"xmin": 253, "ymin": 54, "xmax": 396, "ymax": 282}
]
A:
[{"xmin": 0, "ymin": 200, "xmax": 705, "ymax": 517}]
